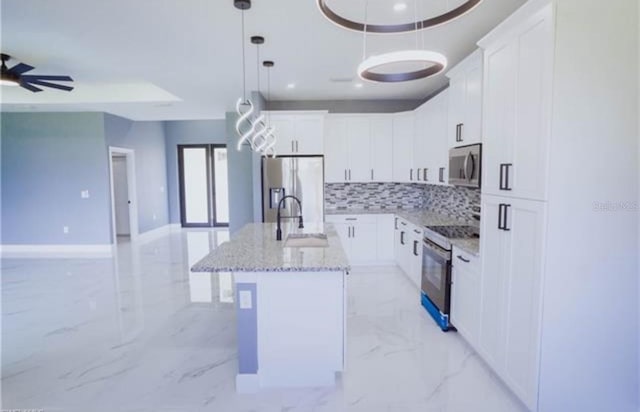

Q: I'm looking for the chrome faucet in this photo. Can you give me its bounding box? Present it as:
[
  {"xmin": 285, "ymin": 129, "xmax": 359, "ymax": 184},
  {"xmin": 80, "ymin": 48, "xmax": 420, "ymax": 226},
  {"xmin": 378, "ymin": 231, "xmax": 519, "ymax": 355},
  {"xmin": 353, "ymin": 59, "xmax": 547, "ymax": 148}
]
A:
[{"xmin": 276, "ymin": 195, "xmax": 304, "ymax": 241}]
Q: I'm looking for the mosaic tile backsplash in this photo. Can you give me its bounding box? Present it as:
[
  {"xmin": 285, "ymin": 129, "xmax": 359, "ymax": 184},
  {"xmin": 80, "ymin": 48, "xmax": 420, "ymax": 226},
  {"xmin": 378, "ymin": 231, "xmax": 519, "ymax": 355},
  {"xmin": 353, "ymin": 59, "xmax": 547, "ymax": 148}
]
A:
[{"xmin": 325, "ymin": 182, "xmax": 481, "ymax": 223}]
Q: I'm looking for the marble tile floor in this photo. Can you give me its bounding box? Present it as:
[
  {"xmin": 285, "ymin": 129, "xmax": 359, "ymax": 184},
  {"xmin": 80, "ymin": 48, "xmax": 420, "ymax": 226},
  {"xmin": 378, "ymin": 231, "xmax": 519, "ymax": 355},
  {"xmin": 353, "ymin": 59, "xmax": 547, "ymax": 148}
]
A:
[{"xmin": 2, "ymin": 228, "xmax": 525, "ymax": 412}]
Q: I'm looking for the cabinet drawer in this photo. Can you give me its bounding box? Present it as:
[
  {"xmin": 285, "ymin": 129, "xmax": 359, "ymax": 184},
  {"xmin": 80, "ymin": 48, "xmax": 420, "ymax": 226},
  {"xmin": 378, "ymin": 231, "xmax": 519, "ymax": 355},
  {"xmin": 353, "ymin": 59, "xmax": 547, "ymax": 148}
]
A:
[
  {"xmin": 452, "ymin": 246, "xmax": 480, "ymax": 273},
  {"xmin": 325, "ymin": 214, "xmax": 377, "ymax": 224}
]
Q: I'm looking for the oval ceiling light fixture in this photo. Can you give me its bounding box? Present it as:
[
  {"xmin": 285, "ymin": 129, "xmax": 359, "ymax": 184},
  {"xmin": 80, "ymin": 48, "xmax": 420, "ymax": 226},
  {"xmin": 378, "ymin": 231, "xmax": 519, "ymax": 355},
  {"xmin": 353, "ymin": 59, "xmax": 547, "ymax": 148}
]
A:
[
  {"xmin": 358, "ymin": 50, "xmax": 447, "ymax": 83},
  {"xmin": 316, "ymin": 0, "xmax": 483, "ymax": 34}
]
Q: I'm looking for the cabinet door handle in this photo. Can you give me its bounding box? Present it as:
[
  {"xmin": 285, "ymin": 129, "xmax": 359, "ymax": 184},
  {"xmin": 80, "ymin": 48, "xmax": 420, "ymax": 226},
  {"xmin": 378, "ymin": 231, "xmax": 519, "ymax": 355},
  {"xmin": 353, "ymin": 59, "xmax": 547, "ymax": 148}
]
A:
[
  {"xmin": 352, "ymin": 226, "xmax": 356, "ymax": 237},
  {"xmin": 413, "ymin": 229, "xmax": 421, "ymax": 235},
  {"xmin": 423, "ymin": 168, "xmax": 428, "ymax": 182},
  {"xmin": 498, "ymin": 204, "xmax": 511, "ymax": 231},
  {"xmin": 416, "ymin": 167, "xmax": 421, "ymax": 181},
  {"xmin": 296, "ymin": 140, "xmax": 299, "ymax": 152},
  {"xmin": 503, "ymin": 204, "xmax": 511, "ymax": 231},
  {"xmin": 410, "ymin": 169, "xmax": 413, "ymax": 181},
  {"xmin": 371, "ymin": 169, "xmax": 374, "ymax": 181},
  {"xmin": 500, "ymin": 163, "xmax": 513, "ymax": 191},
  {"xmin": 400, "ymin": 221, "xmax": 407, "ymax": 226},
  {"xmin": 345, "ymin": 218, "xmax": 357, "ymax": 221},
  {"xmin": 413, "ymin": 240, "xmax": 419, "ymax": 256},
  {"xmin": 344, "ymin": 169, "xmax": 348, "ymax": 181},
  {"xmin": 394, "ymin": 218, "xmax": 398, "ymax": 229},
  {"xmin": 457, "ymin": 255, "xmax": 470, "ymax": 263},
  {"xmin": 348, "ymin": 226, "xmax": 352, "ymax": 238},
  {"xmin": 439, "ymin": 167, "xmax": 445, "ymax": 183},
  {"xmin": 459, "ymin": 123, "xmax": 464, "ymax": 142},
  {"xmin": 348, "ymin": 169, "xmax": 352, "ymax": 181},
  {"xmin": 400, "ymin": 231, "xmax": 405, "ymax": 245}
]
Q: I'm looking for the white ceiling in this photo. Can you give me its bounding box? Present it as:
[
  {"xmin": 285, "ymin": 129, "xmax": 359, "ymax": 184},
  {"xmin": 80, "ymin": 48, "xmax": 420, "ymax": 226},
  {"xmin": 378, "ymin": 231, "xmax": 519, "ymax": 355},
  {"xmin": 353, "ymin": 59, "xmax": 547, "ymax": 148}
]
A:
[{"xmin": 0, "ymin": 0, "xmax": 526, "ymax": 121}]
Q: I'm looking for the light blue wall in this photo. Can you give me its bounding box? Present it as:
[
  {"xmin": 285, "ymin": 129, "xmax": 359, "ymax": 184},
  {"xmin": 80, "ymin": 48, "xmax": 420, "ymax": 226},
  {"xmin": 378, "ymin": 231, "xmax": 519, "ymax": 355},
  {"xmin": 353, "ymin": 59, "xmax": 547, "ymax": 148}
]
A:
[
  {"xmin": 104, "ymin": 114, "xmax": 169, "ymax": 234},
  {"xmin": 163, "ymin": 119, "xmax": 226, "ymax": 224},
  {"xmin": 226, "ymin": 111, "xmax": 254, "ymax": 234},
  {"xmin": 1, "ymin": 112, "xmax": 112, "ymax": 245}
]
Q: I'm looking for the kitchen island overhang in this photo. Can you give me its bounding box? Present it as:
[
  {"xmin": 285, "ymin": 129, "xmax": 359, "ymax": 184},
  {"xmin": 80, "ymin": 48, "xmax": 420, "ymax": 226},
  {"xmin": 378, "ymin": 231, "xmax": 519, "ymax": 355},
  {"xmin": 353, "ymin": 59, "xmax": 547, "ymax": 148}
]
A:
[{"xmin": 191, "ymin": 222, "xmax": 350, "ymax": 393}]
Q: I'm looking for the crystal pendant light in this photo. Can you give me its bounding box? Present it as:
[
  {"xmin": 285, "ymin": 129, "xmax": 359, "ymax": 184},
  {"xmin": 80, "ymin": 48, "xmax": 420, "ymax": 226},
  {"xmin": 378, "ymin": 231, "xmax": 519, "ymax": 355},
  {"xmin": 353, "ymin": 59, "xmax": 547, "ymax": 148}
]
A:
[
  {"xmin": 234, "ymin": 0, "xmax": 256, "ymax": 151},
  {"xmin": 259, "ymin": 60, "xmax": 277, "ymax": 158},
  {"xmin": 250, "ymin": 36, "xmax": 269, "ymax": 152}
]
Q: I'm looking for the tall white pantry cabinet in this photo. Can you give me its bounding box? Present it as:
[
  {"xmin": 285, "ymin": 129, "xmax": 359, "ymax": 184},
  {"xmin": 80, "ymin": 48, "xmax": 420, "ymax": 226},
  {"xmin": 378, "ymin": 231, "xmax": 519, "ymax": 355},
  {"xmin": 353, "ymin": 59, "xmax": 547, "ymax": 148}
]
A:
[{"xmin": 477, "ymin": 0, "xmax": 639, "ymax": 411}]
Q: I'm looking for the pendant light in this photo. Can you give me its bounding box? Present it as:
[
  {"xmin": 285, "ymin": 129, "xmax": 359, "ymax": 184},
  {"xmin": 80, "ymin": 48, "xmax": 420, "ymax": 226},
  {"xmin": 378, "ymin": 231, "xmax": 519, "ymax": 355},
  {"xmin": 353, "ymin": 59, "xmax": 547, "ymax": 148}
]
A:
[
  {"xmin": 357, "ymin": 0, "xmax": 447, "ymax": 83},
  {"xmin": 234, "ymin": 0, "xmax": 256, "ymax": 151},
  {"xmin": 250, "ymin": 35, "xmax": 269, "ymax": 151},
  {"xmin": 259, "ymin": 60, "xmax": 277, "ymax": 158},
  {"xmin": 317, "ymin": 0, "xmax": 482, "ymax": 34}
]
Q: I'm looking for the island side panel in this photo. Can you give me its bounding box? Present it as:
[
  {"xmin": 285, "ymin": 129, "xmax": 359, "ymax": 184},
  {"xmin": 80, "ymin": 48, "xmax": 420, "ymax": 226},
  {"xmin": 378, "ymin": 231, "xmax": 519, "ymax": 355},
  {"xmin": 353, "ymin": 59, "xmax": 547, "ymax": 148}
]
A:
[
  {"xmin": 234, "ymin": 277, "xmax": 260, "ymax": 393},
  {"xmin": 257, "ymin": 270, "xmax": 345, "ymax": 388}
]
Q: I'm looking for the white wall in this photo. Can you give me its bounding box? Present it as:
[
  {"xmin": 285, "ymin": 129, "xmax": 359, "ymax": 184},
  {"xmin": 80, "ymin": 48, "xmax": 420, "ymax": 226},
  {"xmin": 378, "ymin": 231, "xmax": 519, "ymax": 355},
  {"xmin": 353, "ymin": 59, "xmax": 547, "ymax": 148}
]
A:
[{"xmin": 539, "ymin": 1, "xmax": 639, "ymax": 411}]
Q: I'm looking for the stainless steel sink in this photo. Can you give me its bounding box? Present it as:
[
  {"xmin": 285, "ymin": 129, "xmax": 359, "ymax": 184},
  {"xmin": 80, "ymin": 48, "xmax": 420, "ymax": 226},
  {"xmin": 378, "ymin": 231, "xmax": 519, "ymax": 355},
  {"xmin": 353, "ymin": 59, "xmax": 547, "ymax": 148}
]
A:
[{"xmin": 284, "ymin": 233, "xmax": 329, "ymax": 248}]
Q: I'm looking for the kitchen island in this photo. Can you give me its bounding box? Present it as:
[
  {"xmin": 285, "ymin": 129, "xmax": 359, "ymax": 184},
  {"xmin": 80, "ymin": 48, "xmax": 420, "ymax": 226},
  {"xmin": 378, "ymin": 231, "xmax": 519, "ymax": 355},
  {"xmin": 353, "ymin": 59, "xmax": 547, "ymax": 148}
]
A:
[{"xmin": 191, "ymin": 222, "xmax": 350, "ymax": 393}]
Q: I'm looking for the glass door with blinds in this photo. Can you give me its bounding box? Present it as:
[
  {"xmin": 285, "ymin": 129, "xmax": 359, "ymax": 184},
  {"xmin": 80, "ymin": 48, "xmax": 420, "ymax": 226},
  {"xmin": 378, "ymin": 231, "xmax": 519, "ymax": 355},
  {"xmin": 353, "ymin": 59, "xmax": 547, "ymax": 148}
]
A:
[{"xmin": 178, "ymin": 144, "xmax": 229, "ymax": 227}]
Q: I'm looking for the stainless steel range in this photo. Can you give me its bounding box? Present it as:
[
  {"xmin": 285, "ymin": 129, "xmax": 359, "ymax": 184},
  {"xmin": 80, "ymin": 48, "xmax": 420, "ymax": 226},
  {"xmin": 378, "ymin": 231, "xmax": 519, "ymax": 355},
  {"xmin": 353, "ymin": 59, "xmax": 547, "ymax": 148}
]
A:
[{"xmin": 421, "ymin": 225, "xmax": 479, "ymax": 331}]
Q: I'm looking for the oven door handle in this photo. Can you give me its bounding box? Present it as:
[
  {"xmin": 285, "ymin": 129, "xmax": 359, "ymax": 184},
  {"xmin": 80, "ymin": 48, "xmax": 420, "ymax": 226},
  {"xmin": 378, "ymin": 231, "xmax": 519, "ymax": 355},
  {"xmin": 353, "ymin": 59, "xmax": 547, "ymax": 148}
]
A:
[
  {"xmin": 423, "ymin": 239, "xmax": 450, "ymax": 260},
  {"xmin": 463, "ymin": 152, "xmax": 470, "ymax": 181}
]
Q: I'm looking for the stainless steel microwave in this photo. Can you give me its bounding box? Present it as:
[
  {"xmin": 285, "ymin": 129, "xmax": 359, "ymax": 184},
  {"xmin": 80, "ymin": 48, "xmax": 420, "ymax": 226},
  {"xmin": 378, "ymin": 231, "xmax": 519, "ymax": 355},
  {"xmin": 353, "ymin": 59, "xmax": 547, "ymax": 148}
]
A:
[{"xmin": 449, "ymin": 143, "xmax": 481, "ymax": 188}]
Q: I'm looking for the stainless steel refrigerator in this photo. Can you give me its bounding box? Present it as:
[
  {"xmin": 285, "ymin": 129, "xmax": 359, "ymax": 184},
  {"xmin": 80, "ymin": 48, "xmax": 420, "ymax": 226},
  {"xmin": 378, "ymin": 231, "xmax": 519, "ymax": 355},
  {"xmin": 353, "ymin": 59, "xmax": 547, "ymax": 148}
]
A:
[{"xmin": 262, "ymin": 156, "xmax": 324, "ymax": 224}]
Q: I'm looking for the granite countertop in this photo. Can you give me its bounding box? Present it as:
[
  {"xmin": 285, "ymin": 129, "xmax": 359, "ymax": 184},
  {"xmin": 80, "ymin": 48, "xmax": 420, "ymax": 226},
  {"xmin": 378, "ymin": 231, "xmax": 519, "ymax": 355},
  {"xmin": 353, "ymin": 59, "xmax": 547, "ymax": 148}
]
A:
[
  {"xmin": 450, "ymin": 238, "xmax": 481, "ymax": 257},
  {"xmin": 191, "ymin": 222, "xmax": 350, "ymax": 273},
  {"xmin": 326, "ymin": 208, "xmax": 480, "ymax": 256}
]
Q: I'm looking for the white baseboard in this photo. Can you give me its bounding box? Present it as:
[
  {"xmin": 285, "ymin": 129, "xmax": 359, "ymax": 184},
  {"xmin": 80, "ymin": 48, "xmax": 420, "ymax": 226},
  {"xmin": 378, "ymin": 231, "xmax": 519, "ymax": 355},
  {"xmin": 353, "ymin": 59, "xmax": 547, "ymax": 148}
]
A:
[
  {"xmin": 0, "ymin": 244, "xmax": 114, "ymax": 259},
  {"xmin": 135, "ymin": 224, "xmax": 181, "ymax": 244}
]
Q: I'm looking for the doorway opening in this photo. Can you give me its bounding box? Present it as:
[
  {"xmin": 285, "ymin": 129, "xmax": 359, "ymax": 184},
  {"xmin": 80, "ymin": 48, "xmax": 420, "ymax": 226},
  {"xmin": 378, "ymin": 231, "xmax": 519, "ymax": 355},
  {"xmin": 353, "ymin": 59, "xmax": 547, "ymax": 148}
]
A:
[
  {"xmin": 178, "ymin": 144, "xmax": 229, "ymax": 227},
  {"xmin": 109, "ymin": 147, "xmax": 139, "ymax": 244}
]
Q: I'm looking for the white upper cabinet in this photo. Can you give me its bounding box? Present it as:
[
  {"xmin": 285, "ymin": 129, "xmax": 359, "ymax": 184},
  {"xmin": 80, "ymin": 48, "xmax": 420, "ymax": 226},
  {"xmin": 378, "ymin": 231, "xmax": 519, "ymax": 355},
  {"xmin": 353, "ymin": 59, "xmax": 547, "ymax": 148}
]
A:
[
  {"xmin": 346, "ymin": 117, "xmax": 372, "ymax": 182},
  {"xmin": 412, "ymin": 89, "xmax": 449, "ymax": 185},
  {"xmin": 412, "ymin": 103, "xmax": 429, "ymax": 184},
  {"xmin": 370, "ymin": 117, "xmax": 394, "ymax": 182},
  {"xmin": 324, "ymin": 114, "xmax": 393, "ymax": 183},
  {"xmin": 270, "ymin": 116, "xmax": 296, "ymax": 155},
  {"xmin": 427, "ymin": 90, "xmax": 449, "ymax": 185},
  {"xmin": 266, "ymin": 112, "xmax": 325, "ymax": 156},
  {"xmin": 480, "ymin": 9, "xmax": 553, "ymax": 201},
  {"xmin": 392, "ymin": 112, "xmax": 415, "ymax": 183},
  {"xmin": 446, "ymin": 49, "xmax": 483, "ymax": 148},
  {"xmin": 324, "ymin": 117, "xmax": 349, "ymax": 183}
]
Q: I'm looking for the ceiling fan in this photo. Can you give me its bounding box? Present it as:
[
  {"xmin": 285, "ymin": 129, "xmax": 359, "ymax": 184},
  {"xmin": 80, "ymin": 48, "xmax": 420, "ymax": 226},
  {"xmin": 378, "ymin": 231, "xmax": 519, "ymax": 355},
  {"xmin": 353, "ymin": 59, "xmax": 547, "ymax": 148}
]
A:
[{"xmin": 0, "ymin": 53, "xmax": 74, "ymax": 93}]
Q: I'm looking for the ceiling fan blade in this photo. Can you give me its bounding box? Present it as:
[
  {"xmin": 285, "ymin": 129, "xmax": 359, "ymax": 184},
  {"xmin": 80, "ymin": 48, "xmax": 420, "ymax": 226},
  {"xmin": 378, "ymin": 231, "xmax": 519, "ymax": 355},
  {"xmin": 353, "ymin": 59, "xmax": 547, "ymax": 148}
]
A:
[
  {"xmin": 9, "ymin": 63, "xmax": 35, "ymax": 75},
  {"xmin": 26, "ymin": 79, "xmax": 74, "ymax": 92},
  {"xmin": 21, "ymin": 74, "xmax": 73, "ymax": 82},
  {"xmin": 19, "ymin": 81, "xmax": 43, "ymax": 93}
]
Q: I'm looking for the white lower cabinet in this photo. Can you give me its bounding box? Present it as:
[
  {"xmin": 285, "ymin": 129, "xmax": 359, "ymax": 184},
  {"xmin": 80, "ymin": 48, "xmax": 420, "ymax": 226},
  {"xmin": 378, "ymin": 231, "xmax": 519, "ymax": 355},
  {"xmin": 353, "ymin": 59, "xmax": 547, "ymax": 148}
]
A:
[
  {"xmin": 326, "ymin": 214, "xmax": 392, "ymax": 265},
  {"xmin": 479, "ymin": 194, "xmax": 546, "ymax": 410},
  {"xmin": 393, "ymin": 217, "xmax": 422, "ymax": 289},
  {"xmin": 450, "ymin": 246, "xmax": 481, "ymax": 346},
  {"xmin": 408, "ymin": 226, "xmax": 423, "ymax": 289},
  {"xmin": 376, "ymin": 214, "xmax": 395, "ymax": 263}
]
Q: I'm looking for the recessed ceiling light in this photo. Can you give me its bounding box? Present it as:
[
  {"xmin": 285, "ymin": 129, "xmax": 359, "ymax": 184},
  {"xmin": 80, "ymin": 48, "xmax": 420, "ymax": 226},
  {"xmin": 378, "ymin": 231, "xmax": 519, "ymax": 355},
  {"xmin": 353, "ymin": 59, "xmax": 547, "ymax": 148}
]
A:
[
  {"xmin": 393, "ymin": 2, "xmax": 407, "ymax": 12},
  {"xmin": 355, "ymin": 83, "xmax": 363, "ymax": 88},
  {"xmin": 286, "ymin": 83, "xmax": 296, "ymax": 89}
]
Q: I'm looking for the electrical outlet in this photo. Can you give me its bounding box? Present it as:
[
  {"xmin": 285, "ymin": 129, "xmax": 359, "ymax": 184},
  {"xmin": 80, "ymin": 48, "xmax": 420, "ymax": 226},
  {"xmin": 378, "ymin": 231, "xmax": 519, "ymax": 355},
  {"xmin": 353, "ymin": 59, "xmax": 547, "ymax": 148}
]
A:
[
  {"xmin": 63, "ymin": 226, "xmax": 69, "ymax": 234},
  {"xmin": 81, "ymin": 190, "xmax": 90, "ymax": 198}
]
